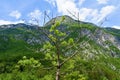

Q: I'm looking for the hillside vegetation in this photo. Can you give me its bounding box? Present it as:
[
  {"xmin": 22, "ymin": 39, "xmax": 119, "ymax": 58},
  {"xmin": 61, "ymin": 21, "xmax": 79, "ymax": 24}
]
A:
[{"xmin": 0, "ymin": 16, "xmax": 120, "ymax": 80}]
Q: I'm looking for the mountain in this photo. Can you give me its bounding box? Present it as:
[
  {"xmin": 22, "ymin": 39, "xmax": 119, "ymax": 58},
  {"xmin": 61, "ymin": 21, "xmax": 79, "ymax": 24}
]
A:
[
  {"xmin": 45, "ymin": 15, "xmax": 120, "ymax": 57},
  {"xmin": 0, "ymin": 15, "xmax": 120, "ymax": 80},
  {"xmin": 0, "ymin": 15, "xmax": 120, "ymax": 61}
]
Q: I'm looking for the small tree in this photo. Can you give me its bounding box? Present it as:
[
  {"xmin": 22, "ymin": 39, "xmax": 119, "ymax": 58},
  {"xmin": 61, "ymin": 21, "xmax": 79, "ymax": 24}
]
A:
[
  {"xmin": 16, "ymin": 56, "xmax": 41, "ymax": 72},
  {"xmin": 42, "ymin": 16, "xmax": 79, "ymax": 80}
]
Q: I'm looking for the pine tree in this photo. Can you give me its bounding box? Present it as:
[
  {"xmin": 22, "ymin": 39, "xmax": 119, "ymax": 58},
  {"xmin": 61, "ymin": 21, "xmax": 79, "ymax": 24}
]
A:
[{"xmin": 42, "ymin": 16, "xmax": 79, "ymax": 80}]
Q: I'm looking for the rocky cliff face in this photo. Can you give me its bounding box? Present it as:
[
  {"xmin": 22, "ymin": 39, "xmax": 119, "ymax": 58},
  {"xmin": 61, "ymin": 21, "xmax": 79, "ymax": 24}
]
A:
[{"xmin": 80, "ymin": 28, "xmax": 120, "ymax": 57}]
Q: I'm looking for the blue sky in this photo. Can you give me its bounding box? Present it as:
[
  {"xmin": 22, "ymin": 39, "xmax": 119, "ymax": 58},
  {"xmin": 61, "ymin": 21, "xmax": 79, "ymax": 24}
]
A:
[{"xmin": 0, "ymin": 0, "xmax": 120, "ymax": 29}]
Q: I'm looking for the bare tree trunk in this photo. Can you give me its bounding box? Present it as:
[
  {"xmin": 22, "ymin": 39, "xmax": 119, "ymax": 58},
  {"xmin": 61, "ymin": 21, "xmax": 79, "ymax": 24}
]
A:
[
  {"xmin": 56, "ymin": 45, "xmax": 60, "ymax": 80},
  {"xmin": 56, "ymin": 66, "xmax": 60, "ymax": 80}
]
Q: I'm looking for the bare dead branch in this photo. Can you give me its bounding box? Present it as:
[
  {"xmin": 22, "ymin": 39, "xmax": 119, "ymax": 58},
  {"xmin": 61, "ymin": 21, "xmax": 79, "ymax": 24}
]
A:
[
  {"xmin": 43, "ymin": 11, "xmax": 51, "ymax": 26},
  {"xmin": 67, "ymin": 9, "xmax": 78, "ymax": 19}
]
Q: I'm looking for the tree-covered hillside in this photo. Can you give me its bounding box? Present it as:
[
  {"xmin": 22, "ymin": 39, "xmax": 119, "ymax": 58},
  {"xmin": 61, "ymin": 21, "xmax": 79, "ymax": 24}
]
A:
[{"xmin": 0, "ymin": 16, "xmax": 120, "ymax": 80}]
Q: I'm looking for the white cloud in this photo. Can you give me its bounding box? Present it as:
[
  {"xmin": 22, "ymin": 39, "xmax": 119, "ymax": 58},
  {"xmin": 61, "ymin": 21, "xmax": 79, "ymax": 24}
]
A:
[
  {"xmin": 9, "ymin": 10, "xmax": 21, "ymax": 19},
  {"xmin": 78, "ymin": 0, "xmax": 85, "ymax": 6},
  {"xmin": 80, "ymin": 5, "xmax": 115, "ymax": 23},
  {"xmin": 79, "ymin": 8, "xmax": 92, "ymax": 20},
  {"xmin": 45, "ymin": 0, "xmax": 56, "ymax": 6},
  {"xmin": 27, "ymin": 9, "xmax": 42, "ymax": 25},
  {"xmin": 28, "ymin": 9, "xmax": 42, "ymax": 19},
  {"xmin": 55, "ymin": 0, "xmax": 79, "ymax": 18},
  {"xmin": 97, "ymin": 0, "xmax": 109, "ymax": 4},
  {"xmin": 92, "ymin": 5, "xmax": 115, "ymax": 23},
  {"xmin": 45, "ymin": 0, "xmax": 92, "ymax": 21},
  {"xmin": 45, "ymin": 0, "xmax": 116, "ymax": 25},
  {"xmin": 0, "ymin": 20, "xmax": 24, "ymax": 25},
  {"xmin": 55, "ymin": 0, "xmax": 115, "ymax": 23},
  {"xmin": 112, "ymin": 25, "xmax": 120, "ymax": 29},
  {"xmin": 45, "ymin": 0, "xmax": 80, "ymax": 15}
]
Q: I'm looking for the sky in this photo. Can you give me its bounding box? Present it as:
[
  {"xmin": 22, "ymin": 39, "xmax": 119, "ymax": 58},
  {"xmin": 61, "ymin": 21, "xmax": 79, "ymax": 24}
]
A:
[{"xmin": 0, "ymin": 0, "xmax": 120, "ymax": 29}]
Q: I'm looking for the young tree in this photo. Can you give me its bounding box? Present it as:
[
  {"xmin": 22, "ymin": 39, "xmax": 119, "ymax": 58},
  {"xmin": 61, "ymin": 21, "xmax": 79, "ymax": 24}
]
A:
[{"xmin": 42, "ymin": 16, "xmax": 80, "ymax": 80}]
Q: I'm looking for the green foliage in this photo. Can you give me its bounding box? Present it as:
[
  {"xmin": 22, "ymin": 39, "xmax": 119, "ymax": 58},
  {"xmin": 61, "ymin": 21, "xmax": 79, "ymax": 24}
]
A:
[
  {"xmin": 104, "ymin": 28, "xmax": 120, "ymax": 37},
  {"xmin": 15, "ymin": 56, "xmax": 41, "ymax": 71},
  {"xmin": 0, "ymin": 16, "xmax": 120, "ymax": 80},
  {"xmin": 41, "ymin": 75, "xmax": 54, "ymax": 80},
  {"xmin": 64, "ymin": 71, "xmax": 87, "ymax": 80}
]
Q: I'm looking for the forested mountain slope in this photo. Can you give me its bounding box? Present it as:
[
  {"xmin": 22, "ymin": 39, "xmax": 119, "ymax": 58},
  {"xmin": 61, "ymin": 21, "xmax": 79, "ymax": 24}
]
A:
[{"xmin": 0, "ymin": 15, "xmax": 120, "ymax": 80}]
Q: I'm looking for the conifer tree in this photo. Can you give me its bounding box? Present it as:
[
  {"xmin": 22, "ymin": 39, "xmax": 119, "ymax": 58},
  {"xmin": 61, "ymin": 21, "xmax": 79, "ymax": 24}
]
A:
[{"xmin": 42, "ymin": 16, "xmax": 79, "ymax": 80}]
